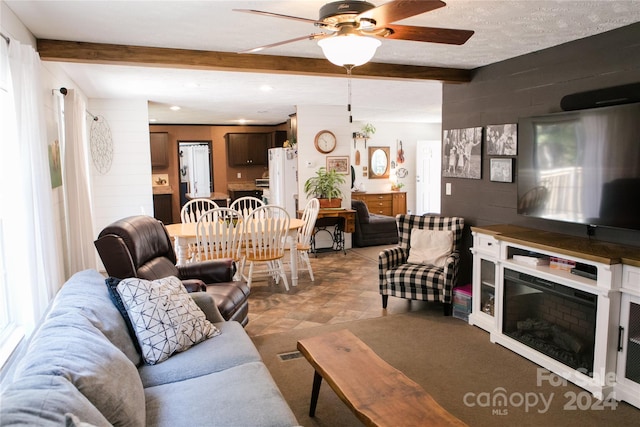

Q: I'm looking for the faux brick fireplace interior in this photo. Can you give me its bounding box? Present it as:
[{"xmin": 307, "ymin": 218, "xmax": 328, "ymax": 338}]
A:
[{"xmin": 503, "ymin": 268, "xmax": 597, "ymax": 375}]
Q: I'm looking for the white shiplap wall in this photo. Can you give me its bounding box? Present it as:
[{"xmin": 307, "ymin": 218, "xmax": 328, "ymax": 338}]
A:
[
  {"xmin": 88, "ymin": 99, "xmax": 152, "ymax": 246},
  {"xmin": 296, "ymin": 105, "xmax": 351, "ymax": 247}
]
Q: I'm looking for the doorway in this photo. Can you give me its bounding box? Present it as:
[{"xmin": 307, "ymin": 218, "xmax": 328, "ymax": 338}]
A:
[
  {"xmin": 177, "ymin": 141, "xmax": 213, "ymax": 208},
  {"xmin": 416, "ymin": 140, "xmax": 441, "ymax": 215}
]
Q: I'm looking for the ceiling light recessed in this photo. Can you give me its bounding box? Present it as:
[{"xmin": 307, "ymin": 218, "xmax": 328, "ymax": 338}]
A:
[
  {"xmin": 170, "ymin": 105, "xmax": 181, "ymax": 111},
  {"xmin": 260, "ymin": 85, "xmax": 273, "ymax": 92},
  {"xmin": 149, "ymin": 118, "xmax": 157, "ymax": 122}
]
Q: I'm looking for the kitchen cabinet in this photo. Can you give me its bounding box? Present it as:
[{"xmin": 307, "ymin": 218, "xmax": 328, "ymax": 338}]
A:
[
  {"xmin": 150, "ymin": 132, "xmax": 169, "ymax": 168},
  {"xmin": 272, "ymin": 130, "xmax": 288, "ymax": 148},
  {"xmin": 229, "ymin": 189, "xmax": 263, "ymax": 202},
  {"xmin": 226, "ymin": 133, "xmax": 269, "ymax": 166},
  {"xmin": 153, "ymin": 194, "xmax": 173, "ymax": 224}
]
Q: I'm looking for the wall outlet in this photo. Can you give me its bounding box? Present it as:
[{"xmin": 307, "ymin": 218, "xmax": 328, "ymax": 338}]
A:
[
  {"xmin": 445, "ymin": 183, "xmax": 452, "ymax": 196},
  {"xmin": 237, "ymin": 172, "xmax": 242, "ymax": 179}
]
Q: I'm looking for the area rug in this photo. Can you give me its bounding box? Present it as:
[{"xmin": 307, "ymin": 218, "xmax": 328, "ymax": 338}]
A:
[{"xmin": 251, "ymin": 310, "xmax": 639, "ymax": 427}]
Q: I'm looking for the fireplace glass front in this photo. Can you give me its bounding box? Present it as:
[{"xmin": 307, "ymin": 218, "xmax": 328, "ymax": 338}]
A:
[{"xmin": 503, "ymin": 268, "xmax": 597, "ymax": 376}]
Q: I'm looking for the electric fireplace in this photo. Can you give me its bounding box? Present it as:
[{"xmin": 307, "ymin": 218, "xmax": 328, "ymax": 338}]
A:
[{"xmin": 503, "ymin": 268, "xmax": 598, "ymax": 376}]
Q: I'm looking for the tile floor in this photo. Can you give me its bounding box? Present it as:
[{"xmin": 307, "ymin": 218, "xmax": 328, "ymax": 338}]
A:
[{"xmin": 244, "ymin": 246, "xmax": 431, "ymax": 337}]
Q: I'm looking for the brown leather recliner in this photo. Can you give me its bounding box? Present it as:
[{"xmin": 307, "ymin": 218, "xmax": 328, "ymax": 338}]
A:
[{"xmin": 94, "ymin": 215, "xmax": 250, "ymax": 326}]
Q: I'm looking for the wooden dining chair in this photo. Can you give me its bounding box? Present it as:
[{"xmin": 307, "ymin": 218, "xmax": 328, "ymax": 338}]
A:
[
  {"xmin": 241, "ymin": 205, "xmax": 290, "ymax": 290},
  {"xmin": 292, "ymin": 198, "xmax": 320, "ymax": 281},
  {"xmin": 181, "ymin": 198, "xmax": 219, "ymax": 223},
  {"xmin": 230, "ymin": 196, "xmax": 264, "ymax": 219},
  {"xmin": 195, "ymin": 207, "xmax": 244, "ymax": 276},
  {"xmin": 181, "ymin": 198, "xmax": 220, "ymax": 262}
]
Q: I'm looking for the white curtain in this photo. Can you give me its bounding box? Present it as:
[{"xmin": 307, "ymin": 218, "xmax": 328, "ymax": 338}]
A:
[
  {"xmin": 61, "ymin": 89, "xmax": 96, "ymax": 275},
  {"xmin": 1, "ymin": 39, "xmax": 63, "ymax": 334}
]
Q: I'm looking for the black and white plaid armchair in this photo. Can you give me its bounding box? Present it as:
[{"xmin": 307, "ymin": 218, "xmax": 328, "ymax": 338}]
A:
[{"xmin": 378, "ymin": 215, "xmax": 465, "ymax": 315}]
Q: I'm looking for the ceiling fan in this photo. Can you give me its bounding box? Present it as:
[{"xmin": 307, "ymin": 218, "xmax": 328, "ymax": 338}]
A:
[{"xmin": 234, "ymin": 0, "xmax": 474, "ymax": 66}]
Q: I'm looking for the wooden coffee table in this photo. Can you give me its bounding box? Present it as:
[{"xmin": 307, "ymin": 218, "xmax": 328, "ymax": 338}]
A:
[{"xmin": 297, "ymin": 329, "xmax": 467, "ymax": 427}]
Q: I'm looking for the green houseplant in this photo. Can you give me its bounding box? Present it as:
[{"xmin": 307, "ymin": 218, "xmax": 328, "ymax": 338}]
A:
[
  {"xmin": 304, "ymin": 167, "xmax": 345, "ymax": 208},
  {"xmin": 362, "ymin": 123, "xmax": 376, "ymax": 138}
]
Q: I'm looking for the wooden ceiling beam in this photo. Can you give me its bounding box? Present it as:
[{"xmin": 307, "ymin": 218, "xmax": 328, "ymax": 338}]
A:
[{"xmin": 36, "ymin": 39, "xmax": 472, "ymax": 83}]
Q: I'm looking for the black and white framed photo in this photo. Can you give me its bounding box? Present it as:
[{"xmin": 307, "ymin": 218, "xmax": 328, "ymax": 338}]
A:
[
  {"xmin": 486, "ymin": 124, "xmax": 517, "ymax": 156},
  {"xmin": 442, "ymin": 127, "xmax": 483, "ymax": 179},
  {"xmin": 490, "ymin": 158, "xmax": 514, "ymax": 183}
]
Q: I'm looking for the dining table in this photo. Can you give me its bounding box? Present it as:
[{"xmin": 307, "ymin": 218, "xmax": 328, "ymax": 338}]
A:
[{"xmin": 165, "ymin": 218, "xmax": 306, "ymax": 287}]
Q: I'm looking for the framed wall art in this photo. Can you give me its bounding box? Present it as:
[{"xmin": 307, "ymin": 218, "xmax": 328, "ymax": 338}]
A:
[
  {"xmin": 442, "ymin": 127, "xmax": 483, "ymax": 179},
  {"xmin": 326, "ymin": 156, "xmax": 350, "ymax": 174},
  {"xmin": 486, "ymin": 124, "xmax": 517, "ymax": 155},
  {"xmin": 490, "ymin": 158, "xmax": 514, "ymax": 183}
]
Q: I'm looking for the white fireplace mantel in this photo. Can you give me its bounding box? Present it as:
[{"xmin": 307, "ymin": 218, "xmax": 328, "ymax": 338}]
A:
[{"xmin": 469, "ymin": 224, "xmax": 640, "ymax": 407}]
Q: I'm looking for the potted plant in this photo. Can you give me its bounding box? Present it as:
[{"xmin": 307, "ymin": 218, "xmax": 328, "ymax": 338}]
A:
[
  {"xmin": 304, "ymin": 167, "xmax": 345, "ymax": 208},
  {"xmin": 361, "ymin": 123, "xmax": 376, "ymax": 138},
  {"xmin": 391, "ymin": 182, "xmax": 405, "ymax": 191}
]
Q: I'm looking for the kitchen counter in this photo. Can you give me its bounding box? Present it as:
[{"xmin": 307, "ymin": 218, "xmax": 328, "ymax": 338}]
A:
[
  {"xmin": 186, "ymin": 192, "xmax": 229, "ymax": 201},
  {"xmin": 152, "ymin": 186, "xmax": 173, "ymax": 195},
  {"xmin": 228, "ymin": 182, "xmax": 262, "ymax": 191}
]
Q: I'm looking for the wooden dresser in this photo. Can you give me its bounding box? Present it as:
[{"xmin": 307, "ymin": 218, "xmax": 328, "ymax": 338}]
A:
[{"xmin": 352, "ymin": 192, "xmax": 406, "ymax": 216}]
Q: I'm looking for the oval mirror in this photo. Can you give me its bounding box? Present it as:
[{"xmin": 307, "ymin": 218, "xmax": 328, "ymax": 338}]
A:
[{"xmin": 368, "ymin": 146, "xmax": 390, "ymax": 179}]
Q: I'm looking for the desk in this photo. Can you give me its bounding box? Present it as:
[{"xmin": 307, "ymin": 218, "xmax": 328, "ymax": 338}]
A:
[
  {"xmin": 165, "ymin": 218, "xmax": 305, "ymax": 286},
  {"xmin": 299, "ymin": 209, "xmax": 355, "ymax": 254},
  {"xmin": 316, "ymin": 209, "xmax": 355, "ymax": 233}
]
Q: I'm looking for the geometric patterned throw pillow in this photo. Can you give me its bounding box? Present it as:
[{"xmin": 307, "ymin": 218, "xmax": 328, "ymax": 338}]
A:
[{"xmin": 115, "ymin": 276, "xmax": 220, "ymax": 365}]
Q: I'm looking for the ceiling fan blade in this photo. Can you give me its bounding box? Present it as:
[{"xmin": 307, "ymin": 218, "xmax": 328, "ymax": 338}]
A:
[
  {"xmin": 383, "ymin": 24, "xmax": 474, "ymax": 45},
  {"xmin": 238, "ymin": 34, "xmax": 329, "ymax": 54},
  {"xmin": 359, "ymin": 0, "xmax": 446, "ymax": 26},
  {"xmin": 233, "ymin": 9, "xmax": 319, "ymax": 25}
]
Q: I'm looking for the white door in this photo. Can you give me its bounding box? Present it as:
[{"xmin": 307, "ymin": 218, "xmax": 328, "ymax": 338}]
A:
[{"xmin": 416, "ymin": 140, "xmax": 441, "ymax": 215}]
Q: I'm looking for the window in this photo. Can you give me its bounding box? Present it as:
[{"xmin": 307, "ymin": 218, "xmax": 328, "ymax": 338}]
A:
[{"xmin": 0, "ymin": 39, "xmax": 25, "ymax": 369}]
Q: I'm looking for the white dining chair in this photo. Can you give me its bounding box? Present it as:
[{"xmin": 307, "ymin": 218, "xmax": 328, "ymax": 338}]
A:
[
  {"xmin": 181, "ymin": 198, "xmax": 219, "ymax": 223},
  {"xmin": 194, "ymin": 207, "xmax": 244, "ymax": 273},
  {"xmin": 230, "ymin": 196, "xmax": 264, "ymax": 219},
  {"xmin": 241, "ymin": 205, "xmax": 290, "ymax": 290},
  {"xmin": 180, "ymin": 198, "xmax": 220, "ymax": 262},
  {"xmin": 292, "ymin": 198, "xmax": 320, "ymax": 281}
]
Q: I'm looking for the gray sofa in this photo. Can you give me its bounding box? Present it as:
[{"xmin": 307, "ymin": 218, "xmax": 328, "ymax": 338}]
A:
[{"xmin": 0, "ymin": 269, "xmax": 298, "ymax": 427}]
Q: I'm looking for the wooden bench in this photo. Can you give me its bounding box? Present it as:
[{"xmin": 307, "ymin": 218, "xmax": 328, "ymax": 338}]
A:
[{"xmin": 297, "ymin": 329, "xmax": 467, "ymax": 427}]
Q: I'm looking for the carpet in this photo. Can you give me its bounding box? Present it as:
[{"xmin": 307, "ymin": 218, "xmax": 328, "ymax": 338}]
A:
[{"xmin": 252, "ymin": 310, "xmax": 638, "ymax": 426}]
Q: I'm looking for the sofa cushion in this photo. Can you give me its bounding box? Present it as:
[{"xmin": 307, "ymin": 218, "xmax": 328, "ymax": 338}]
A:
[
  {"xmin": 105, "ymin": 276, "xmax": 142, "ymax": 354},
  {"xmin": 14, "ymin": 311, "xmax": 145, "ymax": 427},
  {"xmin": 138, "ymin": 321, "xmax": 261, "ymax": 387},
  {"xmin": 47, "ymin": 269, "xmax": 141, "ymax": 366},
  {"xmin": 0, "ymin": 375, "xmax": 111, "ymax": 427},
  {"xmin": 114, "ymin": 276, "xmax": 220, "ymax": 365},
  {"xmin": 407, "ymin": 229, "xmax": 453, "ymax": 267},
  {"xmin": 144, "ymin": 362, "xmax": 299, "ymax": 427}
]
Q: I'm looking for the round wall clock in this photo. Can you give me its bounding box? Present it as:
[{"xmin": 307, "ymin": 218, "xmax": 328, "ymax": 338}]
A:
[{"xmin": 314, "ymin": 130, "xmax": 337, "ymax": 154}]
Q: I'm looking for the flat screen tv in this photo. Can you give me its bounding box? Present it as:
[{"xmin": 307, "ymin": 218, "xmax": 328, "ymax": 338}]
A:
[{"xmin": 517, "ymin": 102, "xmax": 640, "ymax": 231}]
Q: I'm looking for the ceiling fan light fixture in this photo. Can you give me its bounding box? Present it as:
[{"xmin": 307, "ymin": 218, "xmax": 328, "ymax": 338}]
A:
[{"xmin": 318, "ymin": 35, "xmax": 381, "ymax": 67}]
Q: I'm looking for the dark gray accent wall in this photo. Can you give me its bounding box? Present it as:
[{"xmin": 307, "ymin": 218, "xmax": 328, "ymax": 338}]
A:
[{"xmin": 441, "ymin": 23, "xmax": 640, "ymax": 285}]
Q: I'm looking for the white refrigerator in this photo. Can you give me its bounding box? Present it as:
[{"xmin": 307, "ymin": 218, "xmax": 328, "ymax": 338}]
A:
[{"xmin": 267, "ymin": 147, "xmax": 298, "ymax": 218}]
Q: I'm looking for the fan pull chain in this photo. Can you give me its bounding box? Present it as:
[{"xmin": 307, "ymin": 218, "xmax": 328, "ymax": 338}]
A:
[{"xmin": 345, "ymin": 64, "xmax": 354, "ymax": 123}]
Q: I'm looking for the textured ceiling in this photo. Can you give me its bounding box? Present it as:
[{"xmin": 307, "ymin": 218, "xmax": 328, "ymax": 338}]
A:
[{"xmin": 5, "ymin": 0, "xmax": 640, "ymax": 124}]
